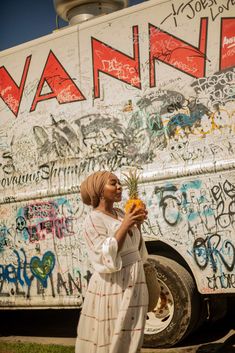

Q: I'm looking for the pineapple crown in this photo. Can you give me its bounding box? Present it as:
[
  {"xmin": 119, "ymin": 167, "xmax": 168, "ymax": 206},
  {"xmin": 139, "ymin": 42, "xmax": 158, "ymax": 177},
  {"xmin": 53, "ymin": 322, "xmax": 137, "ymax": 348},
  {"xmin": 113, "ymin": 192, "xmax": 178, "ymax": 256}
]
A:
[{"xmin": 122, "ymin": 169, "xmax": 140, "ymax": 199}]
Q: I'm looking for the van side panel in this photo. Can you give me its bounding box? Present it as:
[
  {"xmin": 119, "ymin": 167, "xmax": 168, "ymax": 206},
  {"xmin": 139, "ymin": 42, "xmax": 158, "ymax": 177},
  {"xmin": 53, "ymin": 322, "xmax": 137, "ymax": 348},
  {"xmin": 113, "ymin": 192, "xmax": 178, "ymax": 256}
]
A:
[{"xmin": 0, "ymin": 0, "xmax": 234, "ymax": 306}]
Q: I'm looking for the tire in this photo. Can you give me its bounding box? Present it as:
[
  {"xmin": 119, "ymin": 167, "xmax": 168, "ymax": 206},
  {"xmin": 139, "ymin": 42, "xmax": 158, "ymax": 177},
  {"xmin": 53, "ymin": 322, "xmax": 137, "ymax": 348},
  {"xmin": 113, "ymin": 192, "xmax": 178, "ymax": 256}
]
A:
[{"xmin": 144, "ymin": 255, "xmax": 201, "ymax": 348}]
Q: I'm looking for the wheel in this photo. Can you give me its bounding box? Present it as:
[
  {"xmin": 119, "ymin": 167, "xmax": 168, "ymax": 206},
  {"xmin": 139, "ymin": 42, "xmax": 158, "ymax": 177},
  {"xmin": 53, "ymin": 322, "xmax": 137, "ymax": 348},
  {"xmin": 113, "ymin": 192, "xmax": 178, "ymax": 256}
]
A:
[{"xmin": 144, "ymin": 255, "xmax": 201, "ymax": 347}]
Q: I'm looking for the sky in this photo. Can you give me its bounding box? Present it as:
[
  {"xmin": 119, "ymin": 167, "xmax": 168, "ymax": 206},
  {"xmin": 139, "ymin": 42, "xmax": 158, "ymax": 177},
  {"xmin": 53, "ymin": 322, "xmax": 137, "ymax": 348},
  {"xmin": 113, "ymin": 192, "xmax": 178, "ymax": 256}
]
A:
[{"xmin": 1, "ymin": 0, "xmax": 143, "ymax": 51}]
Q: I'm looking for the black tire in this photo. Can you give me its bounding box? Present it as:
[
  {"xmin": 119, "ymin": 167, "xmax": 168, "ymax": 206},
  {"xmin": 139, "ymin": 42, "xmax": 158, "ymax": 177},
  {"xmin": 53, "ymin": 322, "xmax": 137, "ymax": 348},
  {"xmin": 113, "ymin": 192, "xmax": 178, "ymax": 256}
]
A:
[{"xmin": 144, "ymin": 255, "xmax": 201, "ymax": 348}]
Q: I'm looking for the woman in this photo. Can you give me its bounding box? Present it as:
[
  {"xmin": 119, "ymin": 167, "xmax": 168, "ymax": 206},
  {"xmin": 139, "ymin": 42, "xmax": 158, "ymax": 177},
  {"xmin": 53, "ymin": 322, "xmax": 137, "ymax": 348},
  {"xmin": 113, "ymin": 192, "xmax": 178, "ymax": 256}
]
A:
[{"xmin": 76, "ymin": 171, "xmax": 149, "ymax": 353}]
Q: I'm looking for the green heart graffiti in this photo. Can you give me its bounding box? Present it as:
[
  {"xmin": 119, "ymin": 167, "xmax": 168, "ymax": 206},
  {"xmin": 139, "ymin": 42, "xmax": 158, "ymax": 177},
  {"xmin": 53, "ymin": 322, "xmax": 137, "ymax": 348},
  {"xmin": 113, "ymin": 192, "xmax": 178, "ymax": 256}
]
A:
[{"xmin": 30, "ymin": 251, "xmax": 55, "ymax": 288}]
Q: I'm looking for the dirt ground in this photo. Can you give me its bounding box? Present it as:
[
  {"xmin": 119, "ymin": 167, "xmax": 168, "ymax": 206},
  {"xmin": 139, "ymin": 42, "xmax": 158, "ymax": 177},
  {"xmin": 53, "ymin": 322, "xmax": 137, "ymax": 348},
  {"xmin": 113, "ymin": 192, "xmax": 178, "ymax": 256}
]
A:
[{"xmin": 1, "ymin": 329, "xmax": 235, "ymax": 353}]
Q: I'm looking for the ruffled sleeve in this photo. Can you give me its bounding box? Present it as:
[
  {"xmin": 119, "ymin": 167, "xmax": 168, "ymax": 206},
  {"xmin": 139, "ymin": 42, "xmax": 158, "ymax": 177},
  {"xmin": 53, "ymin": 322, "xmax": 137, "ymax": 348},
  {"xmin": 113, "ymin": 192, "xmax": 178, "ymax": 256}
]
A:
[{"xmin": 83, "ymin": 212, "xmax": 122, "ymax": 273}]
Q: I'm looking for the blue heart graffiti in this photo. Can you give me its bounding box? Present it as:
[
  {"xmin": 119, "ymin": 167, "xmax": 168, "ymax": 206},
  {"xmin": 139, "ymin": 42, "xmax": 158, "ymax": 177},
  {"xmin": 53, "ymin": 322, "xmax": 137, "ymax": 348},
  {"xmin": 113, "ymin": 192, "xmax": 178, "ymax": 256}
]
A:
[{"xmin": 30, "ymin": 251, "xmax": 55, "ymax": 288}]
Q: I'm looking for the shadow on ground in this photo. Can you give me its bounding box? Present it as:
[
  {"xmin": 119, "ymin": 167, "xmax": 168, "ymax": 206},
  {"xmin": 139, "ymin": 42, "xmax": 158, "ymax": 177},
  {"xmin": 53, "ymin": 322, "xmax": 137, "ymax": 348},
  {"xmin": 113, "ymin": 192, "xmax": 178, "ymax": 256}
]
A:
[
  {"xmin": 177, "ymin": 300, "xmax": 235, "ymax": 348},
  {"xmin": 196, "ymin": 334, "xmax": 235, "ymax": 353},
  {"xmin": 0, "ymin": 302, "xmax": 234, "ymax": 352},
  {"xmin": 0, "ymin": 309, "xmax": 80, "ymax": 337}
]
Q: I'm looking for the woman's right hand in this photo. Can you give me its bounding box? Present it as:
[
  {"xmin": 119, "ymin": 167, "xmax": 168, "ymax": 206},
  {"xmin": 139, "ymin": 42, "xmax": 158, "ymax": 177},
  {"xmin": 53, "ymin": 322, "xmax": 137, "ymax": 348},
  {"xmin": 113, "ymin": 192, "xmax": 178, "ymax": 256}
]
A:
[{"xmin": 122, "ymin": 204, "xmax": 147, "ymax": 230}]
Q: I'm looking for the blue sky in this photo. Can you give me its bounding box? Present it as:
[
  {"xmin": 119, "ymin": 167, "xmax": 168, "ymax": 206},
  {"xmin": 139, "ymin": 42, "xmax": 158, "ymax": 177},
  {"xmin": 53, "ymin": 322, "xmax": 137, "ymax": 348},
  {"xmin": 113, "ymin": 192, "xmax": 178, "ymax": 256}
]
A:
[{"xmin": 1, "ymin": 0, "xmax": 143, "ymax": 51}]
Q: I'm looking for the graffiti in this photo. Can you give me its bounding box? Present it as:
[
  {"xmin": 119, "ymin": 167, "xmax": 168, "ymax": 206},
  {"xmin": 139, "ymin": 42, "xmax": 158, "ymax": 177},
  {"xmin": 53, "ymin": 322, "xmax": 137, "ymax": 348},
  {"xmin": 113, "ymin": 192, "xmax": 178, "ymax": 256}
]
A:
[
  {"xmin": 160, "ymin": 0, "xmax": 235, "ymax": 27},
  {"xmin": 0, "ymin": 225, "xmax": 13, "ymax": 252},
  {"xmin": 33, "ymin": 114, "xmax": 83, "ymax": 162},
  {"xmin": 0, "ymin": 51, "xmax": 85, "ymax": 117},
  {"xmin": 134, "ymin": 86, "xmax": 234, "ymax": 143},
  {"xmin": 193, "ymin": 234, "xmax": 235, "ymax": 273},
  {"xmin": 154, "ymin": 180, "xmax": 213, "ymax": 227},
  {"xmin": 211, "ymin": 179, "xmax": 235, "ymax": 229},
  {"xmin": 0, "ymin": 165, "xmax": 50, "ymax": 189},
  {"xmin": 0, "ymin": 18, "xmax": 234, "ymax": 116},
  {"xmin": 24, "ymin": 202, "xmax": 57, "ymax": 220},
  {"xmin": 155, "ymin": 184, "xmax": 181, "ymax": 226},
  {"xmin": 92, "ymin": 26, "xmax": 141, "ymax": 98},
  {"xmin": 30, "ymin": 51, "xmax": 86, "ymax": 112},
  {"xmin": 30, "ymin": 251, "xmax": 55, "ymax": 288},
  {"xmin": 0, "ymin": 2, "xmax": 235, "ymax": 304},
  {"xmin": 1, "ymin": 174, "xmax": 235, "ymax": 300},
  {"xmin": 207, "ymin": 272, "xmax": 235, "ymax": 290},
  {"xmin": 15, "ymin": 199, "xmax": 77, "ymax": 243},
  {"xmin": 166, "ymin": 104, "xmax": 210, "ymax": 138},
  {"xmin": 27, "ymin": 217, "xmax": 75, "ymax": 243},
  {"xmin": 0, "ymin": 77, "xmax": 234, "ymax": 192},
  {"xmin": 191, "ymin": 67, "xmax": 235, "ymax": 108},
  {"xmin": 141, "ymin": 218, "xmax": 162, "ymax": 237},
  {"xmin": 0, "ymin": 249, "xmax": 33, "ymax": 287},
  {"xmin": 223, "ymin": 35, "xmax": 235, "ymax": 48},
  {"xmin": 149, "ymin": 18, "xmax": 208, "ymax": 82},
  {"xmin": 57, "ymin": 271, "xmax": 91, "ymax": 296},
  {"xmin": 0, "ymin": 247, "xmax": 89, "ymax": 299},
  {"xmin": 153, "ymin": 177, "xmax": 235, "ymax": 259},
  {"xmin": 3, "ymin": 196, "xmax": 16, "ymax": 203}
]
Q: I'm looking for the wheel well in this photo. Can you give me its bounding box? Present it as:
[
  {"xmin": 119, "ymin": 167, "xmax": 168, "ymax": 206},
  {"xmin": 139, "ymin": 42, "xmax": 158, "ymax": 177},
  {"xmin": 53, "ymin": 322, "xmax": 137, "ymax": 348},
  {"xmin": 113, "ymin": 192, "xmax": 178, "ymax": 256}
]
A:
[{"xmin": 146, "ymin": 240, "xmax": 193, "ymax": 279}]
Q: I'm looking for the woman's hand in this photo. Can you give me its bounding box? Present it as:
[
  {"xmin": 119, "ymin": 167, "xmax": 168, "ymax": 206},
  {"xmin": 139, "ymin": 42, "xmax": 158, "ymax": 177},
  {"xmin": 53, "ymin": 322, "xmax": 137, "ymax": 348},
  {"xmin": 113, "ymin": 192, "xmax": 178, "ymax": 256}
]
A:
[
  {"xmin": 122, "ymin": 204, "xmax": 148, "ymax": 230},
  {"xmin": 136, "ymin": 204, "xmax": 148, "ymax": 229},
  {"xmin": 115, "ymin": 204, "xmax": 148, "ymax": 250}
]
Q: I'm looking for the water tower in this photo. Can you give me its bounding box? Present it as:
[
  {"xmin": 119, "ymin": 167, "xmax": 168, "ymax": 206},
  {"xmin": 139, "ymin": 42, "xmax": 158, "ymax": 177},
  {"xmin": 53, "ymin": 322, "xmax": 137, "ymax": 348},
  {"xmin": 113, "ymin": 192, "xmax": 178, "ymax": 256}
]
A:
[{"xmin": 54, "ymin": 0, "xmax": 129, "ymax": 25}]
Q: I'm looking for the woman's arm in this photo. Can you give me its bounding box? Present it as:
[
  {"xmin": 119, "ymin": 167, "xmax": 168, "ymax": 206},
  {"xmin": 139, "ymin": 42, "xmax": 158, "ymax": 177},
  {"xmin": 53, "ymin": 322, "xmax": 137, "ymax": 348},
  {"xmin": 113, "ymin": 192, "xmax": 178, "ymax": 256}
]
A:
[
  {"xmin": 114, "ymin": 222, "xmax": 131, "ymax": 251},
  {"xmin": 115, "ymin": 206, "xmax": 147, "ymax": 251}
]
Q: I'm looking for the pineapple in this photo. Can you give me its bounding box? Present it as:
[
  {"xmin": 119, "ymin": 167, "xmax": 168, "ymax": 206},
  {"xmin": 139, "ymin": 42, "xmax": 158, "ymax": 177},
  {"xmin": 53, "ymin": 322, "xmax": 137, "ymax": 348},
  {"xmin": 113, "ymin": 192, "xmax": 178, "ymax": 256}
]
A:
[{"xmin": 123, "ymin": 169, "xmax": 145, "ymax": 213}]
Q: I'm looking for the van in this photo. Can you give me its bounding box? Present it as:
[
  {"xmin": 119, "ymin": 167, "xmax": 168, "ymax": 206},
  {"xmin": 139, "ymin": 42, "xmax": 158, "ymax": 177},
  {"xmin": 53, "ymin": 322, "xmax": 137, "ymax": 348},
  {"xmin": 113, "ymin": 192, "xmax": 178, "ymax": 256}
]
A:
[{"xmin": 0, "ymin": 0, "xmax": 234, "ymax": 347}]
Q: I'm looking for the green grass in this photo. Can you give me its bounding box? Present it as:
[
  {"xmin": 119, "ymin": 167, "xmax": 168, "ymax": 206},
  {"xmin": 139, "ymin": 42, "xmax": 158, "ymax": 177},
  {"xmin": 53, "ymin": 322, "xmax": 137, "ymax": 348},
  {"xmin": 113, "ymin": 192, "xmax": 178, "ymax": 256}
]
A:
[{"xmin": 0, "ymin": 342, "xmax": 74, "ymax": 353}]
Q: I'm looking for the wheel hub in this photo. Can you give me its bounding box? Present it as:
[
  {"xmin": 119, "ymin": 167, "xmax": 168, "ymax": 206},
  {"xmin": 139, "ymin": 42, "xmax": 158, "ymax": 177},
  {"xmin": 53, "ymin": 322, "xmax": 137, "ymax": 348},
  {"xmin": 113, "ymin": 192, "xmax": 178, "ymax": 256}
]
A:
[{"xmin": 145, "ymin": 280, "xmax": 174, "ymax": 334}]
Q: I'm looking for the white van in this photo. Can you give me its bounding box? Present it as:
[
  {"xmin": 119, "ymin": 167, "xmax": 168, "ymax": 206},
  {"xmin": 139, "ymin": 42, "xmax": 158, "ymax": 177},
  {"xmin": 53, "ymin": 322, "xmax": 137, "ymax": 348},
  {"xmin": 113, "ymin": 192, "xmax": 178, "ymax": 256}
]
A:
[{"xmin": 0, "ymin": 0, "xmax": 234, "ymax": 347}]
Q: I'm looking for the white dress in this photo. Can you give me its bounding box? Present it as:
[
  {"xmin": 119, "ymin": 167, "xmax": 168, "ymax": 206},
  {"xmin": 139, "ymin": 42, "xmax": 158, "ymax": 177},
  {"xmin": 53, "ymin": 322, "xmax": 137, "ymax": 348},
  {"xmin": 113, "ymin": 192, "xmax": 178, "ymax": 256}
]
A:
[{"xmin": 75, "ymin": 208, "xmax": 149, "ymax": 353}]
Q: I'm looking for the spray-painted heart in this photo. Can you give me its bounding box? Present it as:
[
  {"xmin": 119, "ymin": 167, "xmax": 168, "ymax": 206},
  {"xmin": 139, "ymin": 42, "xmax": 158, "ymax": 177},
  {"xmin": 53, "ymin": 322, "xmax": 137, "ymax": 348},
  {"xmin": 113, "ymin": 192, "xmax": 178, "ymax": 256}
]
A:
[{"xmin": 30, "ymin": 251, "xmax": 55, "ymax": 288}]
